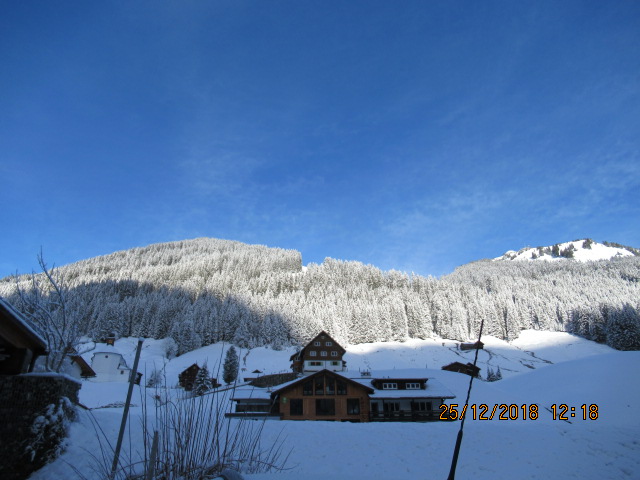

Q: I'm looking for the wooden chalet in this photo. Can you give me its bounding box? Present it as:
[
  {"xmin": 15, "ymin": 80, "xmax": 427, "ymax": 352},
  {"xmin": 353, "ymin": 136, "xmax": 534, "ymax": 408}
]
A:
[
  {"xmin": 441, "ymin": 361, "xmax": 481, "ymax": 377},
  {"xmin": 226, "ymin": 369, "xmax": 456, "ymax": 422},
  {"xmin": 459, "ymin": 340, "xmax": 484, "ymax": 351},
  {"xmin": 178, "ymin": 363, "xmax": 219, "ymax": 391},
  {"xmin": 0, "ymin": 297, "xmax": 48, "ymax": 374},
  {"xmin": 289, "ymin": 331, "xmax": 346, "ymax": 374},
  {"xmin": 179, "ymin": 363, "xmax": 201, "ymax": 391},
  {"xmin": 272, "ymin": 369, "xmax": 373, "ymax": 422}
]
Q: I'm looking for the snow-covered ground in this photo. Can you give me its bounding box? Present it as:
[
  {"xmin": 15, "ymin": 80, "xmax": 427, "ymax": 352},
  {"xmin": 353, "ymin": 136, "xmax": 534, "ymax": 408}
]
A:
[{"xmin": 30, "ymin": 331, "xmax": 640, "ymax": 480}]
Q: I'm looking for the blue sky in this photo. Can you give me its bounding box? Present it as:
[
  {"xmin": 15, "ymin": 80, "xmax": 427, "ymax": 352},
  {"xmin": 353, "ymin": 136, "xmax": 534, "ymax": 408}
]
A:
[{"xmin": 1, "ymin": 1, "xmax": 639, "ymax": 278}]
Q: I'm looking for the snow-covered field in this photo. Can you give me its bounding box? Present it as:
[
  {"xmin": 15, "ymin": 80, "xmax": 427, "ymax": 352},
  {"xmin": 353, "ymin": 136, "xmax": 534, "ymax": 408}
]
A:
[{"xmin": 30, "ymin": 331, "xmax": 640, "ymax": 480}]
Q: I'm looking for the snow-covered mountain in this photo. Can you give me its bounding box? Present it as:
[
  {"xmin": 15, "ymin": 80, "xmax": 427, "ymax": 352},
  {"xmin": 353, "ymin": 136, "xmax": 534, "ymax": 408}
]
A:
[
  {"xmin": 494, "ymin": 239, "xmax": 638, "ymax": 262},
  {"xmin": 3, "ymin": 237, "xmax": 640, "ymax": 352}
]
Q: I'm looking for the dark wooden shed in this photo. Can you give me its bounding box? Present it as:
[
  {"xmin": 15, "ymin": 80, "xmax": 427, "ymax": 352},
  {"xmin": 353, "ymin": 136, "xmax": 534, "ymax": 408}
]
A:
[
  {"xmin": 460, "ymin": 341, "xmax": 484, "ymax": 351},
  {"xmin": 441, "ymin": 361, "xmax": 481, "ymax": 378}
]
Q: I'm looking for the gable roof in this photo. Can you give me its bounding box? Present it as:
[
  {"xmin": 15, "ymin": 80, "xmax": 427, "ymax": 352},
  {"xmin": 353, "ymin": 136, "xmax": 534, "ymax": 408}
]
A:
[
  {"xmin": 70, "ymin": 354, "xmax": 97, "ymax": 377},
  {"xmin": 270, "ymin": 368, "xmax": 374, "ymax": 397},
  {"xmin": 0, "ymin": 297, "xmax": 47, "ymax": 354},
  {"xmin": 179, "ymin": 363, "xmax": 201, "ymax": 375},
  {"xmin": 289, "ymin": 330, "xmax": 346, "ymax": 361}
]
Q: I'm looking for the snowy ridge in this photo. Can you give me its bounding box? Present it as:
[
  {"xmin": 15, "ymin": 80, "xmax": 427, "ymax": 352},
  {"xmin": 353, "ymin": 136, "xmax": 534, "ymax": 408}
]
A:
[{"xmin": 494, "ymin": 239, "xmax": 637, "ymax": 262}]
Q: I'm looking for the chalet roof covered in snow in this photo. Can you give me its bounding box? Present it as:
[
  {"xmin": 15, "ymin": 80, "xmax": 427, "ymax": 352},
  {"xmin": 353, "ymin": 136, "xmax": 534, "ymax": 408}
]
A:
[{"xmin": 0, "ymin": 296, "xmax": 47, "ymax": 352}]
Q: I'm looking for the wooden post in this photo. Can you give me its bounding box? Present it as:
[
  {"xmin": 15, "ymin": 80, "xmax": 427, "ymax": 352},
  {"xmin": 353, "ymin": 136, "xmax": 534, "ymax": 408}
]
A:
[
  {"xmin": 145, "ymin": 430, "xmax": 159, "ymax": 480},
  {"xmin": 110, "ymin": 338, "xmax": 144, "ymax": 480}
]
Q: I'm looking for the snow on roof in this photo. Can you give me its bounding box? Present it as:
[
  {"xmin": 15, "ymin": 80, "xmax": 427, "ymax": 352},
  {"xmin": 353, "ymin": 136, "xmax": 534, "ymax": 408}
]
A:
[
  {"xmin": 0, "ymin": 296, "xmax": 47, "ymax": 350},
  {"xmin": 231, "ymin": 386, "xmax": 273, "ymax": 401},
  {"xmin": 270, "ymin": 369, "xmax": 375, "ymax": 394},
  {"xmin": 369, "ymin": 378, "xmax": 455, "ymax": 399}
]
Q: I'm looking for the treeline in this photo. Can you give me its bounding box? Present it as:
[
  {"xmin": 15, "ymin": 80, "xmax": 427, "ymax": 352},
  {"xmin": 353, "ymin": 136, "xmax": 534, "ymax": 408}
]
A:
[{"xmin": 1, "ymin": 238, "xmax": 639, "ymax": 353}]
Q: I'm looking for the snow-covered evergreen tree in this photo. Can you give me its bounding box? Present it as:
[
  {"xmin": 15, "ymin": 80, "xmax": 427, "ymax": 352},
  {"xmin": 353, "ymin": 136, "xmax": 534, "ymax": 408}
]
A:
[
  {"xmin": 223, "ymin": 346, "xmax": 239, "ymax": 384},
  {"xmin": 193, "ymin": 364, "xmax": 212, "ymax": 396}
]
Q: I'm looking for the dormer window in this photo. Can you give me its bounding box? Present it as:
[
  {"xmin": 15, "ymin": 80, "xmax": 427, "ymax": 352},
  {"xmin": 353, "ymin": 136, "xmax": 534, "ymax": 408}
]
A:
[
  {"xmin": 382, "ymin": 382, "xmax": 398, "ymax": 390},
  {"xmin": 406, "ymin": 382, "xmax": 421, "ymax": 390},
  {"xmin": 310, "ymin": 351, "xmax": 317, "ymax": 357}
]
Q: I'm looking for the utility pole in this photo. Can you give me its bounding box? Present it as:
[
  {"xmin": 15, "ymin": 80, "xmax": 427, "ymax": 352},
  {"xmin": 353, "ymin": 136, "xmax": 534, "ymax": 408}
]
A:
[
  {"xmin": 447, "ymin": 319, "xmax": 484, "ymax": 480},
  {"xmin": 110, "ymin": 338, "xmax": 144, "ymax": 480}
]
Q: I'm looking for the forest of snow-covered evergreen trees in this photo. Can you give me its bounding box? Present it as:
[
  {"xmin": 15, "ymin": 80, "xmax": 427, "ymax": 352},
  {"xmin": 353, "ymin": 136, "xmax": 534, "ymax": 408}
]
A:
[{"xmin": 1, "ymin": 237, "xmax": 639, "ymax": 353}]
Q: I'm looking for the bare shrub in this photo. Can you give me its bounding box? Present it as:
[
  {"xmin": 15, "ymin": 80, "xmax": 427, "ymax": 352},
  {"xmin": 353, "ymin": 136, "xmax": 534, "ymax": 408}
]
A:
[{"xmin": 83, "ymin": 385, "xmax": 289, "ymax": 480}]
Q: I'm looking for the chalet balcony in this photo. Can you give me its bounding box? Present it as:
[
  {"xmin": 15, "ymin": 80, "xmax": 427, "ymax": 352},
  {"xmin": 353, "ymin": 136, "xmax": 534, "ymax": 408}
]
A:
[
  {"xmin": 369, "ymin": 410, "xmax": 442, "ymax": 422},
  {"xmin": 225, "ymin": 412, "xmax": 283, "ymax": 420}
]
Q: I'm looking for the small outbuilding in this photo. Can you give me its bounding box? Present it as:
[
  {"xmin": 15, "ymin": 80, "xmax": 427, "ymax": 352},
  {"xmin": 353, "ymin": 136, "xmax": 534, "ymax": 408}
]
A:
[
  {"xmin": 178, "ymin": 364, "xmax": 201, "ymax": 391},
  {"xmin": 459, "ymin": 341, "xmax": 484, "ymax": 351},
  {"xmin": 178, "ymin": 363, "xmax": 219, "ymax": 391},
  {"xmin": 441, "ymin": 361, "xmax": 481, "ymax": 377},
  {"xmin": 90, "ymin": 348, "xmax": 133, "ymax": 382}
]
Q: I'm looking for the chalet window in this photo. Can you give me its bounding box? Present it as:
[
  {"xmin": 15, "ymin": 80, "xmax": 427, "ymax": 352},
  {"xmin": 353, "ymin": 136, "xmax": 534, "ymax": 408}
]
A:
[
  {"xmin": 310, "ymin": 351, "xmax": 317, "ymax": 357},
  {"xmin": 315, "ymin": 399, "xmax": 335, "ymax": 416},
  {"xmin": 309, "ymin": 361, "xmax": 322, "ymax": 366},
  {"xmin": 325, "ymin": 377, "xmax": 335, "ymax": 395},
  {"xmin": 331, "ymin": 361, "xmax": 340, "ymax": 366},
  {"xmin": 326, "ymin": 341, "xmax": 333, "ymax": 346},
  {"xmin": 331, "ymin": 351, "xmax": 338, "ymax": 357},
  {"xmin": 336, "ymin": 380, "xmax": 347, "ymax": 395},
  {"xmin": 290, "ymin": 399, "xmax": 303, "ymax": 415},
  {"xmin": 303, "ymin": 381, "xmax": 313, "ymax": 396},
  {"xmin": 382, "ymin": 383, "xmax": 398, "ymax": 390},
  {"xmin": 383, "ymin": 402, "xmax": 400, "ymax": 413},
  {"xmin": 320, "ymin": 351, "xmax": 328, "ymax": 357},
  {"xmin": 314, "ymin": 377, "xmax": 324, "ymax": 395},
  {"xmin": 406, "ymin": 382, "xmax": 421, "ymax": 390},
  {"xmin": 412, "ymin": 401, "xmax": 432, "ymax": 412},
  {"xmin": 347, "ymin": 398, "xmax": 360, "ymax": 415},
  {"xmin": 314, "ymin": 341, "xmax": 321, "ymax": 346}
]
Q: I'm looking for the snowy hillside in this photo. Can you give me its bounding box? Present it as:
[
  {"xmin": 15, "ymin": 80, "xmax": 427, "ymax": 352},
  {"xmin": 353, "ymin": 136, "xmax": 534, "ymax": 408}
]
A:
[
  {"xmin": 494, "ymin": 239, "xmax": 638, "ymax": 262},
  {"xmin": 31, "ymin": 330, "xmax": 640, "ymax": 480},
  {"xmin": 3, "ymin": 237, "xmax": 639, "ymax": 352},
  {"xmin": 75, "ymin": 330, "xmax": 616, "ymax": 405}
]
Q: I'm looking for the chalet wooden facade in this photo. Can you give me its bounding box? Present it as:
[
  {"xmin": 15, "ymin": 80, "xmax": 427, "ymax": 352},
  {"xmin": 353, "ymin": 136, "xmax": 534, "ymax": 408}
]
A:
[
  {"xmin": 273, "ymin": 369, "xmax": 373, "ymax": 422},
  {"xmin": 289, "ymin": 331, "xmax": 346, "ymax": 374},
  {"xmin": 227, "ymin": 369, "xmax": 456, "ymax": 422},
  {"xmin": 178, "ymin": 363, "xmax": 201, "ymax": 391},
  {"xmin": 0, "ymin": 297, "xmax": 47, "ymax": 374}
]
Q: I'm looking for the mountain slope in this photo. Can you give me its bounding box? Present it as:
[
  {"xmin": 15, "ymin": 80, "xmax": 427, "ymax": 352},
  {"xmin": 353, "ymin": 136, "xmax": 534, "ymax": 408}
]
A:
[{"xmin": 2, "ymin": 237, "xmax": 639, "ymax": 352}]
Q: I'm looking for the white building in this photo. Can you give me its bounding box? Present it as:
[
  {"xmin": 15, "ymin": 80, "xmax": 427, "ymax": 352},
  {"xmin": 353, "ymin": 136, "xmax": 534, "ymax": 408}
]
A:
[{"xmin": 90, "ymin": 348, "xmax": 131, "ymax": 382}]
